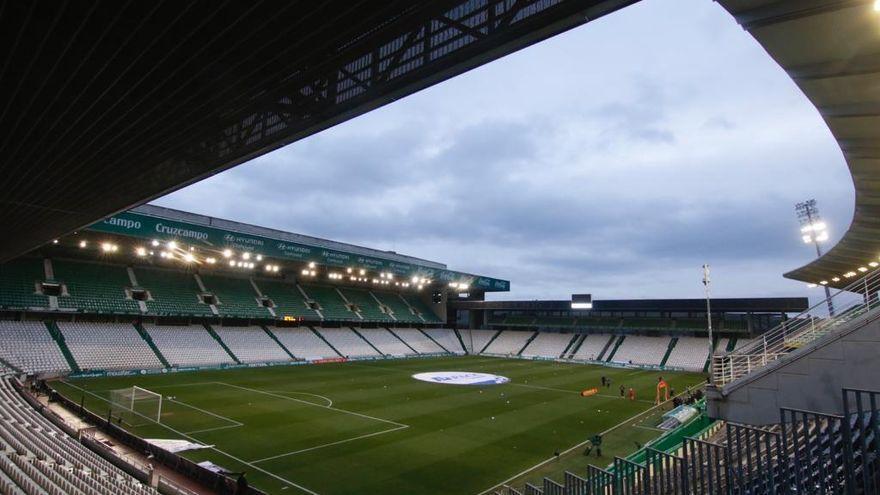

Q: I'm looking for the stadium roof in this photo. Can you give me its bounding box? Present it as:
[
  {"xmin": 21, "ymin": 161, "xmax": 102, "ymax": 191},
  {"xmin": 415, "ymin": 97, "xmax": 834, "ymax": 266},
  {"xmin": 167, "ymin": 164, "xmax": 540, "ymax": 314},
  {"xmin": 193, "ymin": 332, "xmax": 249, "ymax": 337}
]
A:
[
  {"xmin": 450, "ymin": 297, "xmax": 809, "ymax": 313},
  {"xmin": 717, "ymin": 0, "xmax": 880, "ymax": 289},
  {"xmin": 86, "ymin": 204, "xmax": 510, "ymax": 292},
  {"xmin": 0, "ymin": 0, "xmax": 638, "ymax": 262}
]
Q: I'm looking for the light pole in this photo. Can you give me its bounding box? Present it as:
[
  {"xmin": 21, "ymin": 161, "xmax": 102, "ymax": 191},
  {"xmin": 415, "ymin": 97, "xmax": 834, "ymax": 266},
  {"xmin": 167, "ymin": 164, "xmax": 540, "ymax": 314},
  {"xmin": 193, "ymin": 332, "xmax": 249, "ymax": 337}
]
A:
[
  {"xmin": 702, "ymin": 264, "xmax": 713, "ymax": 366},
  {"xmin": 795, "ymin": 200, "xmax": 834, "ymax": 315}
]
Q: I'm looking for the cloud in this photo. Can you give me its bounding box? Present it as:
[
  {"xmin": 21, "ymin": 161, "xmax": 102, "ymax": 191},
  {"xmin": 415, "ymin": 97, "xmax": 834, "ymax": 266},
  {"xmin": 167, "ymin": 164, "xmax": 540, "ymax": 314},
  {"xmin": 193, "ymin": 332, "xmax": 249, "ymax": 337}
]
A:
[{"xmin": 154, "ymin": 0, "xmax": 853, "ymax": 306}]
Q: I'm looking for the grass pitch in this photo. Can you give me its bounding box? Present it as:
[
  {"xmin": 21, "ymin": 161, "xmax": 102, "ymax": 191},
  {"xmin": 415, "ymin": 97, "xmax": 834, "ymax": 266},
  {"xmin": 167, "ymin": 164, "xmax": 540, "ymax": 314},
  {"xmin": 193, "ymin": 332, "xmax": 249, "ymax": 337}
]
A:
[{"xmin": 52, "ymin": 356, "xmax": 704, "ymax": 494}]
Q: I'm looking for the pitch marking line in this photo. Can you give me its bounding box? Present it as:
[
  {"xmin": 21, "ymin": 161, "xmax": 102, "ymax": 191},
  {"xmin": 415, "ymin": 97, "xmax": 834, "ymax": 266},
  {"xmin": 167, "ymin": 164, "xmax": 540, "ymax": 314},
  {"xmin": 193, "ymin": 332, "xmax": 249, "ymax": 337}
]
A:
[
  {"xmin": 262, "ymin": 390, "xmax": 333, "ymax": 407},
  {"xmin": 214, "ymin": 382, "xmax": 408, "ymax": 428},
  {"xmin": 59, "ymin": 380, "xmax": 320, "ymax": 495},
  {"xmin": 476, "ymin": 385, "xmax": 704, "ymax": 495},
  {"xmin": 510, "ymin": 383, "xmax": 654, "ymax": 404},
  {"xmin": 251, "ymin": 424, "xmax": 409, "ymax": 463}
]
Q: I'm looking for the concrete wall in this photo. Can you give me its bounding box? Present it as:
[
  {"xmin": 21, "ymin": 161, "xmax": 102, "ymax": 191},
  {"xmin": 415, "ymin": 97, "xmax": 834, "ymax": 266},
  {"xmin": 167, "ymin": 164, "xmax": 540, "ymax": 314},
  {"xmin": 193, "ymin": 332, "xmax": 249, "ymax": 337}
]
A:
[{"xmin": 707, "ymin": 313, "xmax": 880, "ymax": 425}]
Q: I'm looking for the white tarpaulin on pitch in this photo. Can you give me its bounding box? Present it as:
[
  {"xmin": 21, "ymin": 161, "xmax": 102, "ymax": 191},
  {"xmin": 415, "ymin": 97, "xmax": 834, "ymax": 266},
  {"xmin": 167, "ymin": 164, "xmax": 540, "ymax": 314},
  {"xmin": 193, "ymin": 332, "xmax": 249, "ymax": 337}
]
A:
[{"xmin": 144, "ymin": 439, "xmax": 211, "ymax": 453}]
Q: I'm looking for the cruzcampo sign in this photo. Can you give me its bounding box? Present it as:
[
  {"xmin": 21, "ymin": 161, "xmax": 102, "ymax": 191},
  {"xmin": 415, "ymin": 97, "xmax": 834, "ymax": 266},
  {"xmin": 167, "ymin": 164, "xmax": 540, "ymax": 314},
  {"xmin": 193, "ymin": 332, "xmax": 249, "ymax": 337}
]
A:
[{"xmin": 89, "ymin": 211, "xmax": 510, "ymax": 292}]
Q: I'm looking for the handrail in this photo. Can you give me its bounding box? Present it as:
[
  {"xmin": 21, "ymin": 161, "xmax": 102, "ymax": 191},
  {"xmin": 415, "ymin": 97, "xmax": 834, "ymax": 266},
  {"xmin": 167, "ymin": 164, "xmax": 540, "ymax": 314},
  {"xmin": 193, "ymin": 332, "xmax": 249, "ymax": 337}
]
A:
[{"xmin": 713, "ymin": 267, "xmax": 880, "ymax": 387}]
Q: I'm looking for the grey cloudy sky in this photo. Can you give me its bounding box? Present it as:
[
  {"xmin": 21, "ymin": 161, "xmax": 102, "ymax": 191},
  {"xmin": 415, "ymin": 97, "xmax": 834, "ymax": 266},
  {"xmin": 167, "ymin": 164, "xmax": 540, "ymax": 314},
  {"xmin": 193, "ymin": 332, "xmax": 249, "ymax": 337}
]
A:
[{"xmin": 155, "ymin": 0, "xmax": 853, "ymax": 303}]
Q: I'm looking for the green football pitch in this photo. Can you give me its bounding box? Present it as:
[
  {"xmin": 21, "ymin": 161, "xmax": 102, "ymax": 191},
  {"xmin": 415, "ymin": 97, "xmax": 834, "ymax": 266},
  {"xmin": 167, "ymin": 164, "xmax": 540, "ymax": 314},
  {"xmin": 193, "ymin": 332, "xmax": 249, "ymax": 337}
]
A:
[{"xmin": 52, "ymin": 356, "xmax": 705, "ymax": 495}]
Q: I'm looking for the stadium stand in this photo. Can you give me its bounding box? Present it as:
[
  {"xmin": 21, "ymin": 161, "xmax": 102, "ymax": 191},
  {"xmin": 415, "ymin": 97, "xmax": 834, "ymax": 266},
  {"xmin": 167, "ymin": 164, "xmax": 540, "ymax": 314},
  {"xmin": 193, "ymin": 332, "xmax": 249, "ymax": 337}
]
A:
[
  {"xmin": 392, "ymin": 328, "xmax": 445, "ymax": 354},
  {"xmin": 401, "ymin": 294, "xmax": 442, "ymax": 323},
  {"xmin": 533, "ymin": 315, "xmax": 575, "ymax": 327},
  {"xmin": 664, "ymin": 336, "xmax": 710, "ymax": 371},
  {"xmin": 423, "ymin": 328, "xmax": 465, "ymax": 354},
  {"xmin": 610, "ymin": 335, "xmax": 671, "ymax": 366},
  {"xmin": 0, "ymin": 258, "xmax": 49, "ymax": 310},
  {"xmin": 213, "ymin": 326, "xmax": 289, "ymax": 363},
  {"xmin": 620, "ymin": 317, "xmax": 672, "ymax": 330},
  {"xmin": 0, "ymin": 321, "xmax": 69, "ymax": 374},
  {"xmin": 0, "ymin": 377, "xmax": 157, "ymax": 495},
  {"xmin": 358, "ymin": 328, "xmax": 414, "ymax": 356},
  {"xmin": 254, "ymin": 279, "xmax": 320, "ymax": 320},
  {"xmin": 520, "ymin": 332, "xmax": 572, "ymax": 358},
  {"xmin": 134, "ymin": 268, "xmax": 213, "ymax": 317},
  {"xmin": 572, "ymin": 334, "xmax": 610, "ymax": 361},
  {"xmin": 53, "ymin": 260, "xmax": 140, "ymax": 315},
  {"xmin": 143, "ymin": 323, "xmax": 234, "ymax": 367},
  {"xmin": 338, "ymin": 288, "xmax": 393, "ymax": 322},
  {"xmin": 271, "ymin": 327, "xmax": 340, "ymax": 360},
  {"xmin": 372, "ymin": 291, "xmax": 420, "ymax": 323},
  {"xmin": 316, "ymin": 328, "xmax": 379, "ymax": 357},
  {"xmin": 503, "ymin": 315, "xmax": 535, "ymax": 326},
  {"xmin": 57, "ymin": 322, "xmax": 161, "ymax": 371},
  {"xmin": 462, "ymin": 329, "xmax": 497, "ymax": 353},
  {"xmin": 301, "ymin": 285, "xmax": 357, "ymax": 321},
  {"xmin": 483, "ymin": 330, "xmax": 534, "ymax": 355},
  {"xmin": 200, "ymin": 275, "xmax": 270, "ymax": 319},
  {"xmin": 574, "ymin": 317, "xmax": 620, "ymax": 330}
]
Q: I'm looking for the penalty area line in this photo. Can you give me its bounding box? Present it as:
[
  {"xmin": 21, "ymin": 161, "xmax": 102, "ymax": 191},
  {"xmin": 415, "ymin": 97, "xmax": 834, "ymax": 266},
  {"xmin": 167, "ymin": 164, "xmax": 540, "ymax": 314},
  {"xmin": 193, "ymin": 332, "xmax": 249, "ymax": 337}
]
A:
[
  {"xmin": 58, "ymin": 380, "xmax": 321, "ymax": 495},
  {"xmin": 251, "ymin": 424, "xmax": 409, "ymax": 463}
]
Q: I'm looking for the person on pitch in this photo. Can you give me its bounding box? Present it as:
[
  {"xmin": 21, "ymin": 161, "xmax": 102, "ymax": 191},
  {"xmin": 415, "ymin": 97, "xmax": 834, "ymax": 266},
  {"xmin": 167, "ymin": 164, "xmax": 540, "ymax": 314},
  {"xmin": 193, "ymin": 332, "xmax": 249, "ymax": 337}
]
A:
[{"xmin": 655, "ymin": 376, "xmax": 670, "ymax": 404}]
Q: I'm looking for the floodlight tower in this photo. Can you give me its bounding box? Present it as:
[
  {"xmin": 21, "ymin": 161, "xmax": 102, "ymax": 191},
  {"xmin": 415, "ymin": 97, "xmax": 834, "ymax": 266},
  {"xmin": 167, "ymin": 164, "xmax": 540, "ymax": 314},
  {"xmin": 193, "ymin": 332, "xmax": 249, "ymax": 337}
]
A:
[
  {"xmin": 795, "ymin": 199, "xmax": 834, "ymax": 315},
  {"xmin": 702, "ymin": 264, "xmax": 714, "ymax": 366}
]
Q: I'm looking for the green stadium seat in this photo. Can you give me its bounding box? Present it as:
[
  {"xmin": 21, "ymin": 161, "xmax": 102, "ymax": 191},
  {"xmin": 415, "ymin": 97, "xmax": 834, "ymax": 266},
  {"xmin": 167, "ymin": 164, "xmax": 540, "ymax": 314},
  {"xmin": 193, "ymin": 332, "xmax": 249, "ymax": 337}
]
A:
[
  {"xmin": 135, "ymin": 267, "xmax": 214, "ymax": 316},
  {"xmin": 372, "ymin": 290, "xmax": 421, "ymax": 323},
  {"xmin": 53, "ymin": 260, "xmax": 141, "ymax": 314},
  {"xmin": 401, "ymin": 293, "xmax": 442, "ymax": 323},
  {"xmin": 338, "ymin": 287, "xmax": 393, "ymax": 322},
  {"xmin": 200, "ymin": 274, "xmax": 271, "ymax": 319},
  {"xmin": 0, "ymin": 258, "xmax": 49, "ymax": 309},
  {"xmin": 300, "ymin": 284, "xmax": 358, "ymax": 321},
  {"xmin": 254, "ymin": 279, "xmax": 320, "ymax": 320}
]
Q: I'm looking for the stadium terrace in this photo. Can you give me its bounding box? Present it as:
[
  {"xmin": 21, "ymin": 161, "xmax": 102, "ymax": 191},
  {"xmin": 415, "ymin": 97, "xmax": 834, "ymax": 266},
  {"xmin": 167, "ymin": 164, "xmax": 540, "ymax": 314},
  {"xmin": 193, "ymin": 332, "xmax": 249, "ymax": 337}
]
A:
[{"xmin": 2, "ymin": 0, "xmax": 880, "ymax": 494}]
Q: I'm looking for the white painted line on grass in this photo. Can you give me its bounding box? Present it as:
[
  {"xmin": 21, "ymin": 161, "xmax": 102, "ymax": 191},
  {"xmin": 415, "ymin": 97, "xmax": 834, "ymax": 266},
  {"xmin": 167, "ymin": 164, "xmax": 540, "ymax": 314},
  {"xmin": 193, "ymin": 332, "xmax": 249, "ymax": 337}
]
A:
[
  {"xmin": 476, "ymin": 385, "xmax": 704, "ymax": 495},
  {"xmin": 214, "ymin": 382, "xmax": 408, "ymax": 428},
  {"xmin": 60, "ymin": 380, "xmax": 321, "ymax": 495},
  {"xmin": 262, "ymin": 390, "xmax": 333, "ymax": 407},
  {"xmin": 511, "ymin": 383, "xmax": 654, "ymax": 404},
  {"xmin": 251, "ymin": 424, "xmax": 409, "ymax": 463},
  {"xmin": 167, "ymin": 397, "xmax": 243, "ymax": 427}
]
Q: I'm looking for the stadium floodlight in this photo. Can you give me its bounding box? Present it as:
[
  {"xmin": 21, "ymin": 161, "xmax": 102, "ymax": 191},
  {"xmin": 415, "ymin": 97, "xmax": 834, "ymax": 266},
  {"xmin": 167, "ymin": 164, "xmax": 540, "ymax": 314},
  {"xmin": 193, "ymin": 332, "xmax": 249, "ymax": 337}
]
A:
[
  {"xmin": 135, "ymin": 247, "xmax": 147, "ymax": 257},
  {"xmin": 832, "ymin": 277, "xmax": 840, "ymax": 282},
  {"xmin": 167, "ymin": 241, "xmax": 178, "ymax": 250},
  {"xmin": 256, "ymin": 254, "xmax": 263, "ymax": 261},
  {"xmin": 101, "ymin": 242, "xmax": 114, "ymax": 252},
  {"xmin": 310, "ymin": 270, "xmax": 316, "ymax": 276},
  {"xmin": 151, "ymin": 240, "xmax": 160, "ymax": 247},
  {"xmin": 858, "ymin": 266, "xmax": 868, "ymax": 272},
  {"xmin": 222, "ymin": 249, "xmax": 233, "ymax": 258},
  {"xmin": 875, "ymin": 0, "xmax": 880, "ymax": 12},
  {"xmin": 796, "ymin": 199, "xmax": 834, "ymax": 314},
  {"xmin": 206, "ymin": 257, "xmax": 216, "ymax": 264},
  {"xmin": 845, "ymin": 271, "xmax": 857, "ymax": 278},
  {"xmin": 347, "ymin": 267, "xmax": 353, "ymax": 274},
  {"xmin": 820, "ymin": 280, "xmax": 828, "ymax": 285},
  {"xmin": 52, "ymin": 239, "xmax": 58, "ymax": 244},
  {"xmin": 308, "ymin": 262, "xmax": 316, "ymax": 269},
  {"xmin": 79, "ymin": 240, "xmax": 87, "ymax": 248},
  {"xmin": 183, "ymin": 253, "xmax": 195, "ymax": 263},
  {"xmin": 359, "ymin": 268, "xmax": 365, "ymax": 275},
  {"xmin": 242, "ymin": 252, "xmax": 251, "ymax": 260},
  {"xmin": 228, "ymin": 260, "xmax": 235, "ymax": 267}
]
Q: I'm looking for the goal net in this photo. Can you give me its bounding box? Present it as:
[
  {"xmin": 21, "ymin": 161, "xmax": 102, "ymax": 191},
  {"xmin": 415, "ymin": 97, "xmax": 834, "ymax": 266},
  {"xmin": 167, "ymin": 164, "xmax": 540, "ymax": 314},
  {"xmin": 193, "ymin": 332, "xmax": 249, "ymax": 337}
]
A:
[{"xmin": 109, "ymin": 386, "xmax": 163, "ymax": 424}]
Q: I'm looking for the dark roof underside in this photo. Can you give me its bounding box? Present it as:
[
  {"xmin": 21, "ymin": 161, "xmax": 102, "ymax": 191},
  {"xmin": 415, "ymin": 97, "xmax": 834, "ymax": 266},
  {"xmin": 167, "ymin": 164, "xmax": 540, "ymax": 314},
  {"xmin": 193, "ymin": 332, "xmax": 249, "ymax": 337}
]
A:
[
  {"xmin": 0, "ymin": 0, "xmax": 637, "ymax": 262},
  {"xmin": 718, "ymin": 0, "xmax": 880, "ymax": 289}
]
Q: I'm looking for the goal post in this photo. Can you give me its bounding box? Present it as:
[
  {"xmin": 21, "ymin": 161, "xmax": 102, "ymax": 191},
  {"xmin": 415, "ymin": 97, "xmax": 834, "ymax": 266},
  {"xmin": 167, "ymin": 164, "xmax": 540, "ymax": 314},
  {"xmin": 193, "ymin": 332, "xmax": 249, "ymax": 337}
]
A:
[{"xmin": 109, "ymin": 386, "xmax": 163, "ymax": 424}]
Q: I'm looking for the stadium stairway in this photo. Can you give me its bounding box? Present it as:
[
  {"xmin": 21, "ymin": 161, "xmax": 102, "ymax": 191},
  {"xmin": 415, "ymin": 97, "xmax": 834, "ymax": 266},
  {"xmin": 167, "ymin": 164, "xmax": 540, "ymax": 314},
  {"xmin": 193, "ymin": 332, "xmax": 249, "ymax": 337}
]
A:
[
  {"xmin": 44, "ymin": 321, "xmax": 80, "ymax": 372},
  {"xmin": 261, "ymin": 325, "xmax": 297, "ymax": 359},
  {"xmin": 133, "ymin": 322, "xmax": 170, "ymax": 368},
  {"xmin": 203, "ymin": 324, "xmax": 240, "ymax": 364},
  {"xmin": 308, "ymin": 326, "xmax": 343, "ymax": 357},
  {"xmin": 709, "ymin": 306, "xmax": 880, "ymax": 425},
  {"xmin": 659, "ymin": 337, "xmax": 678, "ymax": 367},
  {"xmin": 385, "ymin": 328, "xmax": 420, "ymax": 354},
  {"xmin": 348, "ymin": 327, "xmax": 384, "ymax": 355},
  {"xmin": 453, "ymin": 328, "xmax": 468, "ymax": 354},
  {"xmin": 516, "ymin": 331, "xmax": 539, "ymax": 356},
  {"xmin": 565, "ymin": 334, "xmax": 586, "ymax": 359},
  {"xmin": 596, "ymin": 335, "xmax": 616, "ymax": 361},
  {"xmin": 418, "ymin": 328, "xmax": 449, "ymax": 353},
  {"xmin": 604, "ymin": 335, "xmax": 625, "ymax": 362},
  {"xmin": 479, "ymin": 330, "xmax": 502, "ymax": 354},
  {"xmin": 558, "ymin": 334, "xmax": 578, "ymax": 358}
]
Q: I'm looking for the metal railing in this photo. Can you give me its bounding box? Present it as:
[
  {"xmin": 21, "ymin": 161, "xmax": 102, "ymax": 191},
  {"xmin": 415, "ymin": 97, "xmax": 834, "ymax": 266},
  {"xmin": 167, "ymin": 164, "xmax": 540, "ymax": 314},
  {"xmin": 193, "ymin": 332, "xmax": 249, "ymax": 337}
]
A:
[{"xmin": 712, "ymin": 268, "xmax": 880, "ymax": 387}]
